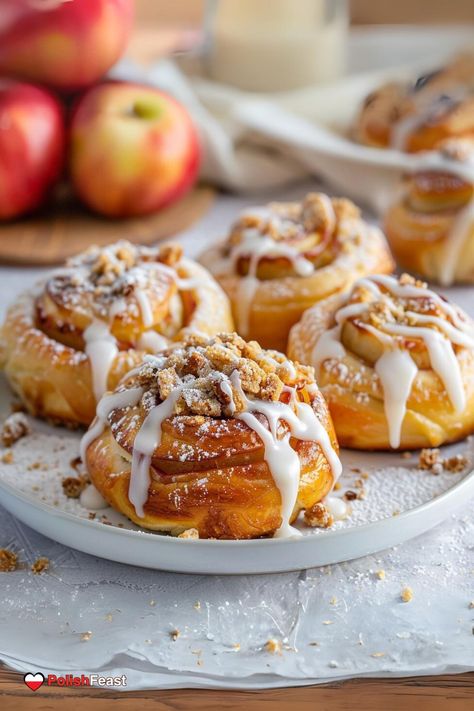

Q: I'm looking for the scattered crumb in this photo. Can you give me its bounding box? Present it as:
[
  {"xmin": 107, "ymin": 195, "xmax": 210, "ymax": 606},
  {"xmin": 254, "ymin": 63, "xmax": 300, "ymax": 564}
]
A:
[
  {"xmin": 375, "ymin": 569, "xmax": 386, "ymax": 580},
  {"xmin": 149, "ymin": 600, "xmax": 156, "ymax": 607},
  {"xmin": 194, "ymin": 601, "xmax": 201, "ymax": 610},
  {"xmin": 31, "ymin": 557, "xmax": 49, "ymax": 575},
  {"xmin": 419, "ymin": 448, "xmax": 442, "ymax": 473},
  {"xmin": 232, "ymin": 643, "xmax": 241, "ymax": 651},
  {"xmin": 104, "ymin": 613, "xmax": 113, "ymax": 622},
  {"xmin": 1, "ymin": 450, "xmax": 13, "ymax": 464},
  {"xmin": 309, "ymin": 641, "xmax": 319, "ymax": 647},
  {"xmin": 322, "ymin": 620, "xmax": 334, "ymax": 625},
  {"xmin": 264, "ymin": 638, "xmax": 282, "ymax": 654},
  {"xmin": 392, "ymin": 509, "xmax": 400, "ymax": 516},
  {"xmin": 69, "ymin": 456, "xmax": 83, "ymax": 473},
  {"xmin": 402, "ymin": 452, "xmax": 412, "ymax": 459},
  {"xmin": 401, "ymin": 587, "xmax": 413, "ymax": 603},
  {"xmin": 0, "ymin": 548, "xmax": 18, "ymax": 572},
  {"xmin": 468, "ymin": 601, "xmax": 474, "ymax": 609},
  {"xmin": 62, "ymin": 476, "xmax": 87, "ymax": 499},
  {"xmin": 304, "ymin": 502, "xmax": 334, "ymax": 528},
  {"xmin": 371, "ymin": 652, "xmax": 386, "ymax": 658},
  {"xmin": 88, "ymin": 513, "xmax": 96, "ymax": 520},
  {"xmin": 329, "ymin": 596, "xmax": 338, "ymax": 605},
  {"xmin": 443, "ymin": 455, "xmax": 467, "ymax": 473},
  {"xmin": 177, "ymin": 528, "xmax": 199, "ymax": 539},
  {"xmin": 328, "ymin": 661, "xmax": 338, "ymax": 668},
  {"xmin": 80, "ymin": 631, "xmax": 92, "ymax": 642},
  {"xmin": 344, "ymin": 490, "xmax": 358, "ymax": 501},
  {"xmin": 170, "ymin": 629, "xmax": 180, "ymax": 641},
  {"xmin": 1, "ymin": 412, "xmax": 30, "ymax": 447},
  {"xmin": 333, "ymin": 481, "xmax": 341, "ymax": 491}
]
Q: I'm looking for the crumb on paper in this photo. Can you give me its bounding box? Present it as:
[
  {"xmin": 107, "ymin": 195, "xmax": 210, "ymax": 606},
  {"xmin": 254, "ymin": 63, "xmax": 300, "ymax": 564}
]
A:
[
  {"xmin": 468, "ymin": 601, "xmax": 474, "ymax": 609},
  {"xmin": 31, "ymin": 557, "xmax": 49, "ymax": 575},
  {"xmin": 418, "ymin": 448, "xmax": 442, "ymax": 472},
  {"xmin": 401, "ymin": 587, "xmax": 413, "ymax": 603},
  {"xmin": 1, "ymin": 450, "xmax": 13, "ymax": 464},
  {"xmin": 170, "ymin": 629, "xmax": 180, "ymax": 641},
  {"xmin": 264, "ymin": 638, "xmax": 282, "ymax": 654},
  {"xmin": 1, "ymin": 412, "xmax": 30, "ymax": 447},
  {"xmin": 322, "ymin": 620, "xmax": 334, "ymax": 625},
  {"xmin": 80, "ymin": 631, "xmax": 92, "ymax": 642},
  {"xmin": 344, "ymin": 490, "xmax": 358, "ymax": 501},
  {"xmin": 330, "ymin": 596, "xmax": 338, "ymax": 605},
  {"xmin": 402, "ymin": 452, "xmax": 412, "ymax": 459},
  {"xmin": 375, "ymin": 569, "xmax": 386, "ymax": 580},
  {"xmin": 328, "ymin": 660, "xmax": 338, "ymax": 668},
  {"xmin": 149, "ymin": 600, "xmax": 156, "ymax": 607},
  {"xmin": 371, "ymin": 652, "xmax": 386, "ymax": 658},
  {"xmin": 304, "ymin": 502, "xmax": 334, "ymax": 528},
  {"xmin": 194, "ymin": 601, "xmax": 201, "ymax": 610},
  {"xmin": 177, "ymin": 528, "xmax": 199, "ymax": 539},
  {"xmin": 104, "ymin": 613, "xmax": 113, "ymax": 622},
  {"xmin": 62, "ymin": 476, "xmax": 87, "ymax": 499},
  {"xmin": 0, "ymin": 548, "xmax": 18, "ymax": 572},
  {"xmin": 443, "ymin": 454, "xmax": 467, "ymax": 473},
  {"xmin": 232, "ymin": 643, "xmax": 241, "ymax": 651}
]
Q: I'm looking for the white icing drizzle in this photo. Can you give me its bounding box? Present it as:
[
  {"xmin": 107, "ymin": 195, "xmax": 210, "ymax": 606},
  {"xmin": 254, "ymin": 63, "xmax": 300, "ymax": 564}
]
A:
[
  {"xmin": 79, "ymin": 484, "xmax": 108, "ymax": 511},
  {"xmin": 312, "ymin": 274, "xmax": 474, "ymax": 448},
  {"xmin": 129, "ymin": 387, "xmax": 183, "ymax": 518},
  {"xmin": 83, "ymin": 320, "xmax": 119, "ymax": 402},
  {"xmin": 439, "ymin": 196, "xmax": 474, "ymax": 286},
  {"xmin": 137, "ymin": 331, "xmax": 169, "ymax": 352},
  {"xmin": 135, "ymin": 288, "xmax": 154, "ymax": 328},
  {"xmin": 80, "ymin": 386, "xmax": 144, "ymax": 464},
  {"xmin": 324, "ymin": 495, "xmax": 348, "ymax": 521},
  {"xmin": 230, "ymin": 371, "xmax": 342, "ymax": 538}
]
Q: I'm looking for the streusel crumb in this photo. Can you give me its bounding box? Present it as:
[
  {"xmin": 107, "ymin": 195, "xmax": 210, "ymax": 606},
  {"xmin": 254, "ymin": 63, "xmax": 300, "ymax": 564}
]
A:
[
  {"xmin": 419, "ymin": 448, "xmax": 442, "ymax": 472},
  {"xmin": 62, "ymin": 476, "xmax": 87, "ymax": 499},
  {"xmin": 0, "ymin": 548, "xmax": 18, "ymax": 572},
  {"xmin": 401, "ymin": 587, "xmax": 413, "ymax": 603},
  {"xmin": 304, "ymin": 503, "xmax": 334, "ymax": 529},
  {"xmin": 31, "ymin": 557, "xmax": 49, "ymax": 574},
  {"xmin": 178, "ymin": 528, "xmax": 199, "ymax": 539},
  {"xmin": 265, "ymin": 638, "xmax": 282, "ymax": 654},
  {"xmin": 1, "ymin": 412, "xmax": 30, "ymax": 447}
]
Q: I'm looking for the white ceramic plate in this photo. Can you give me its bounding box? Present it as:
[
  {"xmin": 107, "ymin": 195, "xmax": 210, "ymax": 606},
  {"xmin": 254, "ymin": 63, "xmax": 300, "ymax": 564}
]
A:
[
  {"xmin": 1, "ymin": 369, "xmax": 473, "ymax": 574},
  {"xmin": 236, "ymin": 45, "xmax": 473, "ymax": 213}
]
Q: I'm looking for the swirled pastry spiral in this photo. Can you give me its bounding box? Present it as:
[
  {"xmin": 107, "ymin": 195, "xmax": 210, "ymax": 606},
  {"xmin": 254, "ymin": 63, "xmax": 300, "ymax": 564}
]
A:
[
  {"xmin": 384, "ymin": 142, "xmax": 474, "ymax": 285},
  {"xmin": 81, "ymin": 332, "xmax": 342, "ymax": 539},
  {"xmin": 288, "ymin": 274, "xmax": 474, "ymax": 450},
  {"xmin": 0, "ymin": 241, "xmax": 233, "ymax": 427},
  {"xmin": 354, "ymin": 53, "xmax": 474, "ymax": 152},
  {"xmin": 200, "ymin": 192, "xmax": 394, "ymax": 351}
]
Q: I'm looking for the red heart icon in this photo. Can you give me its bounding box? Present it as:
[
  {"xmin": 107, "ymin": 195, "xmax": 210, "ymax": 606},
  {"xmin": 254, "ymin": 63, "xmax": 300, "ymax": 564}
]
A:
[{"xmin": 23, "ymin": 672, "xmax": 45, "ymax": 691}]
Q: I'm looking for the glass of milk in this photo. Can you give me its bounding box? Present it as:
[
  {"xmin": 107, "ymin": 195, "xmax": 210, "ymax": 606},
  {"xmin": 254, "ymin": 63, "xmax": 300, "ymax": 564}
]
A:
[{"xmin": 204, "ymin": 0, "xmax": 348, "ymax": 92}]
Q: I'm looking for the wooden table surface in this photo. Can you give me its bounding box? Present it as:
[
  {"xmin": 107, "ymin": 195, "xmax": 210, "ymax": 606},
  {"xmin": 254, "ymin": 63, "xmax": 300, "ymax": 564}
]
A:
[{"xmin": 1, "ymin": 666, "xmax": 473, "ymax": 710}]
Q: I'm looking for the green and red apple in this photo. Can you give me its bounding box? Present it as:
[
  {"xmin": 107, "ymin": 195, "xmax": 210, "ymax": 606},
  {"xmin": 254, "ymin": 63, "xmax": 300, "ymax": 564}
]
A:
[{"xmin": 69, "ymin": 81, "xmax": 200, "ymax": 218}]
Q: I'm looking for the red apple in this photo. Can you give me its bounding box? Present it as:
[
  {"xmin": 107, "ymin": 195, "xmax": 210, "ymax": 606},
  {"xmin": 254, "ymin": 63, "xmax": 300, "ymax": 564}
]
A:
[
  {"xmin": 0, "ymin": 79, "xmax": 65, "ymax": 220},
  {"xmin": 69, "ymin": 81, "xmax": 200, "ymax": 218},
  {"xmin": 0, "ymin": 0, "xmax": 133, "ymax": 91}
]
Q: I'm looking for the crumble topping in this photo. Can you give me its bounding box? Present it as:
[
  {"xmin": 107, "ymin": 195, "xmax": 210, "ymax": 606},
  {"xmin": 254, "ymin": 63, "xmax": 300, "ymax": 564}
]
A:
[
  {"xmin": 228, "ymin": 193, "xmax": 360, "ymax": 250},
  {"xmin": 46, "ymin": 240, "xmax": 181, "ymax": 320},
  {"xmin": 418, "ymin": 448, "xmax": 468, "ymax": 474},
  {"xmin": 62, "ymin": 476, "xmax": 88, "ymax": 499},
  {"xmin": 177, "ymin": 528, "xmax": 199, "ymax": 539},
  {"xmin": 129, "ymin": 332, "xmax": 314, "ymax": 418},
  {"xmin": 264, "ymin": 638, "xmax": 282, "ymax": 654},
  {"xmin": 400, "ymin": 586, "xmax": 413, "ymax": 603},
  {"xmin": 0, "ymin": 548, "xmax": 18, "ymax": 572},
  {"xmin": 1, "ymin": 413, "xmax": 31, "ymax": 447}
]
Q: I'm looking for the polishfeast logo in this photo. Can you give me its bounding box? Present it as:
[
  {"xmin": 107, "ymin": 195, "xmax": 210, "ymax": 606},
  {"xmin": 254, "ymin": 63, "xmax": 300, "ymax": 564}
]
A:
[{"xmin": 23, "ymin": 672, "xmax": 127, "ymax": 691}]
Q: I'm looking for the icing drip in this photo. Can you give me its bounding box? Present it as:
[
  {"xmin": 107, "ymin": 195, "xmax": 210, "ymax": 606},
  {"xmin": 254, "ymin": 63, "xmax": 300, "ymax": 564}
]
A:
[
  {"xmin": 135, "ymin": 288, "xmax": 154, "ymax": 328},
  {"xmin": 83, "ymin": 320, "xmax": 119, "ymax": 401},
  {"xmin": 137, "ymin": 331, "xmax": 169, "ymax": 352},
  {"xmin": 79, "ymin": 484, "xmax": 108, "ymax": 511},
  {"xmin": 80, "ymin": 386, "xmax": 144, "ymax": 464},
  {"xmin": 230, "ymin": 371, "xmax": 342, "ymax": 538},
  {"xmin": 312, "ymin": 275, "xmax": 474, "ymax": 448},
  {"xmin": 324, "ymin": 496, "xmax": 348, "ymax": 521},
  {"xmin": 439, "ymin": 196, "xmax": 474, "ymax": 286},
  {"xmin": 129, "ymin": 388, "xmax": 183, "ymax": 518}
]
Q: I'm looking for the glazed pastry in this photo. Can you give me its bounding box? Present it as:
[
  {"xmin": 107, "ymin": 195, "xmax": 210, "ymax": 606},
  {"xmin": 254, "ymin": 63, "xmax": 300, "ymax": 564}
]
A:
[
  {"xmin": 81, "ymin": 332, "xmax": 342, "ymax": 539},
  {"xmin": 354, "ymin": 53, "xmax": 474, "ymax": 152},
  {"xmin": 288, "ymin": 274, "xmax": 474, "ymax": 450},
  {"xmin": 384, "ymin": 142, "xmax": 474, "ymax": 285},
  {"xmin": 0, "ymin": 241, "xmax": 233, "ymax": 427},
  {"xmin": 200, "ymin": 192, "xmax": 394, "ymax": 351}
]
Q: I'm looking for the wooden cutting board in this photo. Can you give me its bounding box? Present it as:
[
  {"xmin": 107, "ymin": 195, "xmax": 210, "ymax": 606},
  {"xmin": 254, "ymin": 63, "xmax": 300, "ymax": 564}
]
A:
[{"xmin": 0, "ymin": 185, "xmax": 214, "ymax": 266}]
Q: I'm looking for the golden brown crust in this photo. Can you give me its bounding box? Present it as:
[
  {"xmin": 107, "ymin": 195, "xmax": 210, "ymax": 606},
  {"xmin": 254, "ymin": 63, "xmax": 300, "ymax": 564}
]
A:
[
  {"xmin": 354, "ymin": 53, "xmax": 474, "ymax": 152},
  {"xmin": 84, "ymin": 334, "xmax": 338, "ymax": 539},
  {"xmin": 200, "ymin": 193, "xmax": 394, "ymax": 351},
  {"xmin": 0, "ymin": 242, "xmax": 233, "ymax": 427},
  {"xmin": 384, "ymin": 167, "xmax": 474, "ymax": 285},
  {"xmin": 289, "ymin": 274, "xmax": 474, "ymax": 450}
]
